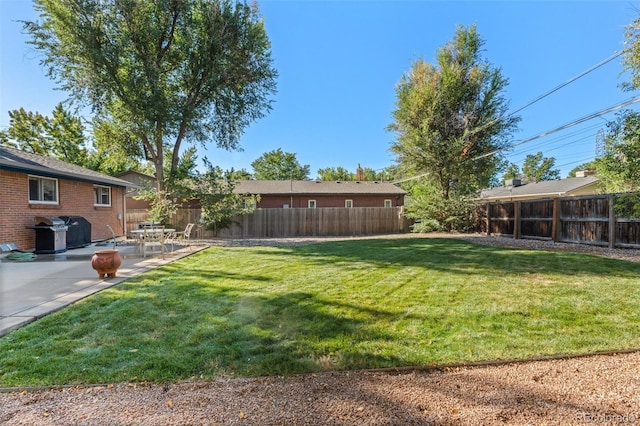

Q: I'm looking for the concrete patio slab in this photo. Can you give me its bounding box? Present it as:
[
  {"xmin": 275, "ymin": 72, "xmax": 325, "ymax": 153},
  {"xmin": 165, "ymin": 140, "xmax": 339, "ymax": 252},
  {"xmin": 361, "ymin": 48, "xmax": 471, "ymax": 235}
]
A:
[{"xmin": 0, "ymin": 242, "xmax": 199, "ymax": 336}]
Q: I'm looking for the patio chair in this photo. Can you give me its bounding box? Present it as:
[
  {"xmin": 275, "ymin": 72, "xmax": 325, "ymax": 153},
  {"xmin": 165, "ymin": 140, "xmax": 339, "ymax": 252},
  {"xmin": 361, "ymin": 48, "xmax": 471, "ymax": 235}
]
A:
[
  {"xmin": 141, "ymin": 227, "xmax": 166, "ymax": 258},
  {"xmin": 173, "ymin": 223, "xmax": 195, "ymax": 251}
]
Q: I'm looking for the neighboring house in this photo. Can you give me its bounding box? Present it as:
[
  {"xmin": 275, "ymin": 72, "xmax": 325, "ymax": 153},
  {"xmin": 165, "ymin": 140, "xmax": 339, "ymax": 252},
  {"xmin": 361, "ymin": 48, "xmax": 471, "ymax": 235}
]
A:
[
  {"xmin": 115, "ymin": 170, "xmax": 157, "ymax": 209},
  {"xmin": 479, "ymin": 173, "xmax": 599, "ymax": 202},
  {"xmin": 0, "ymin": 146, "xmax": 134, "ymax": 251},
  {"xmin": 234, "ymin": 180, "xmax": 407, "ymax": 208}
]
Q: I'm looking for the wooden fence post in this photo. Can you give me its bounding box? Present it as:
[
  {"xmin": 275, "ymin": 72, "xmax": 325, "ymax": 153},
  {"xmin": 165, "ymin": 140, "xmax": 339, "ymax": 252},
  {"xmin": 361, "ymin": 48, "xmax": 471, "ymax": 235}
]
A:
[
  {"xmin": 513, "ymin": 201, "xmax": 520, "ymax": 239},
  {"xmin": 609, "ymin": 194, "xmax": 616, "ymax": 248},
  {"xmin": 486, "ymin": 203, "xmax": 491, "ymax": 235},
  {"xmin": 551, "ymin": 198, "xmax": 560, "ymax": 242}
]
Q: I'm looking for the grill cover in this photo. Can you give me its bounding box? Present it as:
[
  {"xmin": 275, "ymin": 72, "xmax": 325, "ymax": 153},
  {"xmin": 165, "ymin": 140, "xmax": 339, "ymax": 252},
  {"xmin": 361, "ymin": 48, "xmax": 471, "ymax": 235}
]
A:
[
  {"xmin": 35, "ymin": 216, "xmax": 65, "ymax": 227},
  {"xmin": 59, "ymin": 216, "xmax": 92, "ymax": 249}
]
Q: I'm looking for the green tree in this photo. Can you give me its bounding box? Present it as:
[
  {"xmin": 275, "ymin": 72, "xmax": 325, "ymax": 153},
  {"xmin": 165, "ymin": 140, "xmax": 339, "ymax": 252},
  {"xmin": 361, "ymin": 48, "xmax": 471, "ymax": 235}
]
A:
[
  {"xmin": 1, "ymin": 104, "xmax": 91, "ymax": 165},
  {"xmin": 316, "ymin": 166, "xmax": 354, "ymax": 181},
  {"xmin": 595, "ymin": 14, "xmax": 640, "ymax": 193},
  {"xmin": 501, "ymin": 153, "xmax": 560, "ymax": 184},
  {"xmin": 316, "ymin": 165, "xmax": 394, "ymax": 181},
  {"xmin": 596, "ymin": 110, "xmax": 640, "ymax": 192},
  {"xmin": 25, "ymin": 0, "xmax": 277, "ymax": 192},
  {"xmin": 567, "ymin": 161, "xmax": 597, "ymax": 178},
  {"xmin": 521, "ymin": 152, "xmax": 560, "ymax": 183},
  {"xmin": 189, "ymin": 160, "xmax": 257, "ymax": 232},
  {"xmin": 388, "ymin": 25, "xmax": 519, "ymax": 231},
  {"xmin": 403, "ymin": 179, "xmax": 480, "ymax": 233},
  {"xmin": 47, "ymin": 103, "xmax": 89, "ymax": 166},
  {"xmin": 87, "ymin": 117, "xmax": 146, "ymax": 175},
  {"xmin": 502, "ymin": 162, "xmax": 521, "ymax": 182},
  {"xmin": 226, "ymin": 168, "xmax": 253, "ymax": 180},
  {"xmin": 0, "ymin": 108, "xmax": 49, "ymax": 154},
  {"xmin": 389, "ymin": 24, "xmax": 519, "ymax": 199},
  {"xmin": 252, "ymin": 148, "xmax": 310, "ymax": 180},
  {"xmin": 361, "ymin": 166, "xmax": 389, "ymax": 181}
]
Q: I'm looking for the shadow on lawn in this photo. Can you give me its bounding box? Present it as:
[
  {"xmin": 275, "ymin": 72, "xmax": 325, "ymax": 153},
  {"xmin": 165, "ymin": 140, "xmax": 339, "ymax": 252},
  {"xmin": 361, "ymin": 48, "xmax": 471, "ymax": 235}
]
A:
[
  {"xmin": 169, "ymin": 289, "xmax": 408, "ymax": 377},
  {"xmin": 0, "ymin": 284, "xmax": 408, "ymax": 386},
  {"xmin": 258, "ymin": 237, "xmax": 640, "ymax": 278}
]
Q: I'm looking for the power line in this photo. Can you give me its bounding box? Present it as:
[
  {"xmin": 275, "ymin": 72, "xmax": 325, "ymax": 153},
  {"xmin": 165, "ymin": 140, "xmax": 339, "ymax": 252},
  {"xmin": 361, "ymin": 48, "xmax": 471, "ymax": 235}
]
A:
[
  {"xmin": 508, "ymin": 51, "xmax": 623, "ymax": 117},
  {"xmin": 471, "ymin": 96, "xmax": 640, "ymax": 161},
  {"xmin": 555, "ymin": 155, "xmax": 597, "ymax": 170},
  {"xmin": 506, "ymin": 122, "xmax": 602, "ymax": 158},
  {"xmin": 457, "ymin": 52, "xmax": 623, "ymax": 144},
  {"xmin": 392, "ymin": 97, "xmax": 640, "ymax": 184},
  {"xmin": 391, "ymin": 52, "xmax": 626, "ymax": 184}
]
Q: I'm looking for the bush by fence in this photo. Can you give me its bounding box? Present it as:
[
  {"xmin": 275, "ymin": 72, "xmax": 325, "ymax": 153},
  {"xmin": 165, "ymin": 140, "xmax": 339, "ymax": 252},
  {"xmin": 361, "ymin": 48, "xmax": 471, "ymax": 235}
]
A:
[{"xmin": 485, "ymin": 194, "xmax": 640, "ymax": 248}]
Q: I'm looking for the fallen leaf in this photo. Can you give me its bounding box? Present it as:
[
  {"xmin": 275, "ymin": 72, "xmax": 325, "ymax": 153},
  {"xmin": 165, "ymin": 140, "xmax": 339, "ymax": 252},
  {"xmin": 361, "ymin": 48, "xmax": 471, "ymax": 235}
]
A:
[
  {"xmin": 166, "ymin": 400, "xmax": 174, "ymax": 409},
  {"xmin": 239, "ymin": 411, "xmax": 244, "ymax": 419}
]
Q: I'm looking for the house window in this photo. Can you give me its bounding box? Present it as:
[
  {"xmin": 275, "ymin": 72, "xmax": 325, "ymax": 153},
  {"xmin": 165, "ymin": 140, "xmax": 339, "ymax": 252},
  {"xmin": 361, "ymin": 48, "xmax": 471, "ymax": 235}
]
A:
[
  {"xmin": 94, "ymin": 186, "xmax": 111, "ymax": 206},
  {"xmin": 384, "ymin": 199, "xmax": 392, "ymax": 208},
  {"xmin": 28, "ymin": 176, "xmax": 58, "ymax": 204},
  {"xmin": 345, "ymin": 199, "xmax": 353, "ymax": 208},
  {"xmin": 308, "ymin": 200, "xmax": 316, "ymax": 208}
]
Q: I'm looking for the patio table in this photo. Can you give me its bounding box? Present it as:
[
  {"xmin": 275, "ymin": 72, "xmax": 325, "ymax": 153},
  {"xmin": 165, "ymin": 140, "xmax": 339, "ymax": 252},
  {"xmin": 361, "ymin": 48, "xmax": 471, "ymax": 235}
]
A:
[{"xmin": 130, "ymin": 228, "xmax": 175, "ymax": 255}]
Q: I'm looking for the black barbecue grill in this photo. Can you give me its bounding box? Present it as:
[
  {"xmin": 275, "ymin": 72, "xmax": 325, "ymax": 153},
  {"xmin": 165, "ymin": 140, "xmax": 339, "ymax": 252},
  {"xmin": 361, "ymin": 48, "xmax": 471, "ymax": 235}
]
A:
[
  {"xmin": 59, "ymin": 216, "xmax": 92, "ymax": 249},
  {"xmin": 30, "ymin": 216, "xmax": 68, "ymax": 254}
]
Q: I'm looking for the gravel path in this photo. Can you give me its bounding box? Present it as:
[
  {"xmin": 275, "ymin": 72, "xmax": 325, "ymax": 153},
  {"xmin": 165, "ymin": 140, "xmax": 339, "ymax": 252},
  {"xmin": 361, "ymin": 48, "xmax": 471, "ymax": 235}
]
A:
[{"xmin": 1, "ymin": 234, "xmax": 639, "ymax": 425}]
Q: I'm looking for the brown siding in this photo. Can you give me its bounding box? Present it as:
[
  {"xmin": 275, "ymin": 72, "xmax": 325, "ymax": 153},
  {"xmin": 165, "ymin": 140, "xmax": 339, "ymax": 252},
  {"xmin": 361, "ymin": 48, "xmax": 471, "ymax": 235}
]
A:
[
  {"xmin": 127, "ymin": 198, "xmax": 150, "ymax": 209},
  {"xmin": 257, "ymin": 195, "xmax": 404, "ymax": 209},
  {"xmin": 0, "ymin": 169, "xmax": 126, "ymax": 250}
]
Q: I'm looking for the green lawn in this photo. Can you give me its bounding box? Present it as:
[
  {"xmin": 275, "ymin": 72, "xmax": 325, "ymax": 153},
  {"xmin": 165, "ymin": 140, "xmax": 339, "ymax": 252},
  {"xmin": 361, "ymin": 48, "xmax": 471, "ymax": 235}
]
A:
[{"xmin": 1, "ymin": 238, "xmax": 639, "ymax": 387}]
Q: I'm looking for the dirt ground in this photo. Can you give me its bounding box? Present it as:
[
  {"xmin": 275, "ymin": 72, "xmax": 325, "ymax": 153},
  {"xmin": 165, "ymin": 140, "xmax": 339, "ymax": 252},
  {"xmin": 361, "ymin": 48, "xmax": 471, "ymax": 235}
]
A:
[
  {"xmin": 2, "ymin": 351, "xmax": 639, "ymax": 425},
  {"xmin": 1, "ymin": 234, "xmax": 639, "ymax": 425}
]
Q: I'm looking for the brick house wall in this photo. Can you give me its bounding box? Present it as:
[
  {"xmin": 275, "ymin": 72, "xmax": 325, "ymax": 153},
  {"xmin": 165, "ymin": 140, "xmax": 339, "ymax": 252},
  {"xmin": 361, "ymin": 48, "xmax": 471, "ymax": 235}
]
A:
[{"xmin": 1, "ymin": 169, "xmax": 127, "ymax": 251}]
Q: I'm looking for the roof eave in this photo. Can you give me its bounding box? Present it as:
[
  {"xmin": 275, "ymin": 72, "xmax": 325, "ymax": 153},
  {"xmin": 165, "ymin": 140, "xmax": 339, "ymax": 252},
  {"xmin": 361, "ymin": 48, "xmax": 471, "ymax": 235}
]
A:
[{"xmin": 1, "ymin": 163, "xmax": 134, "ymax": 188}]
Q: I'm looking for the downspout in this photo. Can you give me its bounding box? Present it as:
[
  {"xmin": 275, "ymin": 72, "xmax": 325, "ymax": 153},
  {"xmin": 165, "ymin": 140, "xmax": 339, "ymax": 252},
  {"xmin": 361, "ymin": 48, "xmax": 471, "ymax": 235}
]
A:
[{"xmin": 122, "ymin": 187, "xmax": 127, "ymax": 236}]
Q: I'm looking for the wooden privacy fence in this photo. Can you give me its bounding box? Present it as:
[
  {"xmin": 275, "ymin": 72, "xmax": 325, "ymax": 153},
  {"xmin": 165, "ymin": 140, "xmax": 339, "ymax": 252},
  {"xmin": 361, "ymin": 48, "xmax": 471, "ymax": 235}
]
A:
[
  {"xmin": 485, "ymin": 194, "xmax": 640, "ymax": 248},
  {"xmin": 127, "ymin": 207, "xmax": 410, "ymax": 239}
]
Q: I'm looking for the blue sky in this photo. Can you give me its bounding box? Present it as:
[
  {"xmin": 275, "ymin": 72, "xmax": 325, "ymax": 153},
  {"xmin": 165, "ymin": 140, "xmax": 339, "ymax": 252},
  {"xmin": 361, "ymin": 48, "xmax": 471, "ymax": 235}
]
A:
[{"xmin": 1, "ymin": 0, "xmax": 639, "ymax": 181}]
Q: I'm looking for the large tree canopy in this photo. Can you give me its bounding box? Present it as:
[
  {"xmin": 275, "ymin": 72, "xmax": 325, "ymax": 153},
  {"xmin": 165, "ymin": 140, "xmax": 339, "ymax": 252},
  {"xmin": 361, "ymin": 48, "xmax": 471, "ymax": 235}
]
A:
[
  {"xmin": 389, "ymin": 24, "xmax": 520, "ymax": 200},
  {"xmin": 596, "ymin": 110, "xmax": 640, "ymax": 193},
  {"xmin": 594, "ymin": 15, "xmax": 640, "ymax": 193},
  {"xmin": 1, "ymin": 104, "xmax": 88, "ymax": 166},
  {"xmin": 25, "ymin": 0, "xmax": 278, "ymax": 190},
  {"xmin": 251, "ymin": 148, "xmax": 310, "ymax": 180},
  {"xmin": 0, "ymin": 104, "xmax": 145, "ymax": 175},
  {"xmin": 503, "ymin": 152, "xmax": 560, "ymax": 184},
  {"xmin": 316, "ymin": 165, "xmax": 394, "ymax": 181}
]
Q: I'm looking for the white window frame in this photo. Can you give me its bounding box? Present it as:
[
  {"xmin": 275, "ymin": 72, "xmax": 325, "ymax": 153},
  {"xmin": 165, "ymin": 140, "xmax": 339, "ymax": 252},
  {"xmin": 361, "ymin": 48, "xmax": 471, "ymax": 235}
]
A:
[
  {"xmin": 308, "ymin": 199, "xmax": 317, "ymax": 208},
  {"xmin": 384, "ymin": 199, "xmax": 393, "ymax": 208},
  {"xmin": 345, "ymin": 199, "xmax": 353, "ymax": 208},
  {"xmin": 28, "ymin": 175, "xmax": 59, "ymax": 204},
  {"xmin": 94, "ymin": 185, "xmax": 112, "ymax": 206}
]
